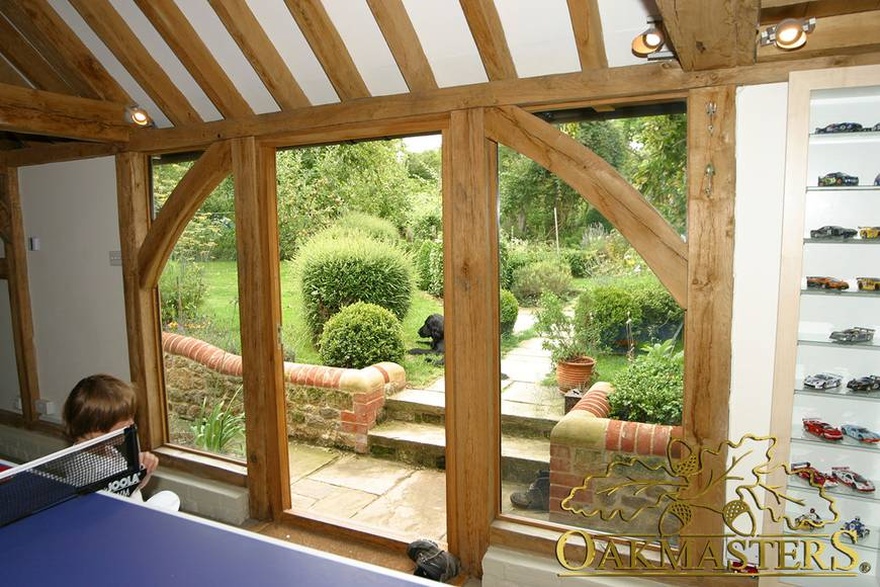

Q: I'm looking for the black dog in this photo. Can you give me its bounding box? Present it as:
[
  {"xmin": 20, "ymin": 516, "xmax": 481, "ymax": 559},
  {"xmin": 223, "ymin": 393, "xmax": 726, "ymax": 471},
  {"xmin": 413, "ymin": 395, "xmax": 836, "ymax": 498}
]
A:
[{"xmin": 409, "ymin": 314, "xmax": 445, "ymax": 364}]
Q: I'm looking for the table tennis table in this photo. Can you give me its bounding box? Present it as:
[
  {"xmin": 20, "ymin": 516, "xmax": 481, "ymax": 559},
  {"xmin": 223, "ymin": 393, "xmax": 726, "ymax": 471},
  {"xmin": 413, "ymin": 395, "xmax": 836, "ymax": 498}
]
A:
[{"xmin": 0, "ymin": 489, "xmax": 438, "ymax": 586}]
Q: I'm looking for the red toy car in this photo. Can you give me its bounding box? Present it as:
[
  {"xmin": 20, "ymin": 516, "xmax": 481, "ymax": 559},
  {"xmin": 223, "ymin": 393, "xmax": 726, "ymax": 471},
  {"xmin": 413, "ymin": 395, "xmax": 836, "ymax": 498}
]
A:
[
  {"xmin": 790, "ymin": 461, "xmax": 838, "ymax": 488},
  {"xmin": 832, "ymin": 466, "xmax": 875, "ymax": 492},
  {"xmin": 803, "ymin": 418, "xmax": 843, "ymax": 441}
]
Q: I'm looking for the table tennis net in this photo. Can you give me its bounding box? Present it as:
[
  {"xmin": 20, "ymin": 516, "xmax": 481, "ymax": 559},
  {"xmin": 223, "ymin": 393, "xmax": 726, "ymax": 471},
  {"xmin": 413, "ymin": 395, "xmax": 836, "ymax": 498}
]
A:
[{"xmin": 0, "ymin": 425, "xmax": 142, "ymax": 527}]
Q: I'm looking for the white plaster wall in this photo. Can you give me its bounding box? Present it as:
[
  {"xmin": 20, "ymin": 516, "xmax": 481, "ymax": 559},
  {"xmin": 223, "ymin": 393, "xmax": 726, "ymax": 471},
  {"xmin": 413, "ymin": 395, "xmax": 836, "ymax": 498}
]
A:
[
  {"xmin": 0, "ymin": 280, "xmax": 20, "ymax": 412},
  {"xmin": 17, "ymin": 158, "xmax": 130, "ymax": 422}
]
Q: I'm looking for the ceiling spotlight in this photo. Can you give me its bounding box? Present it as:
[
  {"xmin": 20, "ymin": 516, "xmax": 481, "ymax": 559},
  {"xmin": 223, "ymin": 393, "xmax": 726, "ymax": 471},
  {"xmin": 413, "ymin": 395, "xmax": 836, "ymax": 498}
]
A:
[
  {"xmin": 759, "ymin": 17, "xmax": 816, "ymax": 50},
  {"xmin": 632, "ymin": 17, "xmax": 665, "ymax": 57},
  {"xmin": 126, "ymin": 105, "xmax": 152, "ymax": 127}
]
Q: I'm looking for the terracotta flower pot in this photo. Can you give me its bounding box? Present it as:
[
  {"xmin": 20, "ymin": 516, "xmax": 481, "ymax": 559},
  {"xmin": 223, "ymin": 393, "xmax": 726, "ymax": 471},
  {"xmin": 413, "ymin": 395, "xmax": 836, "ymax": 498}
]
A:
[{"xmin": 556, "ymin": 356, "xmax": 596, "ymax": 392}]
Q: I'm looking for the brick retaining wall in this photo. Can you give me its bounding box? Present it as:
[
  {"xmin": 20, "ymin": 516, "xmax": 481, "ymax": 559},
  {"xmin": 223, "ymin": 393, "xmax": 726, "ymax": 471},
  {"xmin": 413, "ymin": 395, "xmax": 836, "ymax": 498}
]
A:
[
  {"xmin": 162, "ymin": 332, "xmax": 406, "ymax": 453},
  {"xmin": 549, "ymin": 382, "xmax": 682, "ymax": 534}
]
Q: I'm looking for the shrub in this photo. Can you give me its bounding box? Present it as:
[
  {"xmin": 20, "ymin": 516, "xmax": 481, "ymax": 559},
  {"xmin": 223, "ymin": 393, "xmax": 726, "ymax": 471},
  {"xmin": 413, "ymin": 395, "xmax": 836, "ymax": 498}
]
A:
[
  {"xmin": 575, "ymin": 275, "xmax": 683, "ymax": 353},
  {"xmin": 511, "ymin": 260, "xmax": 573, "ymax": 305},
  {"xmin": 297, "ymin": 234, "xmax": 414, "ymax": 340},
  {"xmin": 332, "ymin": 211, "xmax": 400, "ymax": 243},
  {"xmin": 318, "ymin": 302, "xmax": 405, "ymax": 369},
  {"xmin": 414, "ymin": 238, "xmax": 444, "ymax": 298},
  {"xmin": 609, "ymin": 339, "xmax": 684, "ymax": 426},
  {"xmin": 561, "ymin": 247, "xmax": 600, "ymax": 278},
  {"xmin": 499, "ymin": 289, "xmax": 519, "ymax": 335},
  {"xmin": 410, "ymin": 210, "xmax": 442, "ymax": 242},
  {"xmin": 191, "ymin": 387, "xmax": 245, "ymax": 454},
  {"xmin": 159, "ymin": 259, "xmax": 206, "ymax": 326}
]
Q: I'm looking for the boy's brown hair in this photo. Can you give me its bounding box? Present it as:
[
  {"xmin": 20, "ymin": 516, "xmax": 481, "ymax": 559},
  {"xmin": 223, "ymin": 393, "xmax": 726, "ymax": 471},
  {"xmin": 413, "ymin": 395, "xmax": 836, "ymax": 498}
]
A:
[{"xmin": 62, "ymin": 374, "xmax": 137, "ymax": 441}]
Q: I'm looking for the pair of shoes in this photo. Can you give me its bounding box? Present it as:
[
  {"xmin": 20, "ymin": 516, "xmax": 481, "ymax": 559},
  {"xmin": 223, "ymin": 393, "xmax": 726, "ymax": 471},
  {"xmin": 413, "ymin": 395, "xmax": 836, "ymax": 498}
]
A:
[
  {"xmin": 406, "ymin": 539, "xmax": 460, "ymax": 583},
  {"xmin": 510, "ymin": 469, "xmax": 550, "ymax": 511}
]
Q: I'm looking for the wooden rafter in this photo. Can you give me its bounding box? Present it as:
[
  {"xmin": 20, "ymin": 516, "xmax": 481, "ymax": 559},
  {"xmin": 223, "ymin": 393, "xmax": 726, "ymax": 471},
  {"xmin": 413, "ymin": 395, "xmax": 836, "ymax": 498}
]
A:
[
  {"xmin": 283, "ymin": 0, "xmax": 370, "ymax": 101},
  {"xmin": 367, "ymin": 0, "xmax": 438, "ymax": 92},
  {"xmin": 0, "ymin": 55, "xmax": 28, "ymax": 86},
  {"xmin": 484, "ymin": 105, "xmax": 688, "ymax": 307},
  {"xmin": 0, "ymin": 13, "xmax": 71, "ymax": 94},
  {"xmin": 0, "ymin": 0, "xmax": 129, "ymax": 102},
  {"xmin": 138, "ymin": 141, "xmax": 232, "ymax": 288},
  {"xmin": 566, "ymin": 0, "xmax": 608, "ymax": 69},
  {"xmin": 133, "ymin": 0, "xmax": 254, "ymax": 119},
  {"xmin": 459, "ymin": 0, "xmax": 517, "ymax": 80},
  {"xmin": 657, "ymin": 0, "xmax": 760, "ymax": 71},
  {"xmin": 757, "ymin": 11, "xmax": 880, "ymax": 62},
  {"xmin": 209, "ymin": 0, "xmax": 309, "ymax": 111},
  {"xmin": 0, "ymin": 82, "xmax": 130, "ymax": 142},
  {"xmin": 68, "ymin": 0, "xmax": 202, "ymax": 127},
  {"xmin": 761, "ymin": 0, "xmax": 880, "ymax": 22}
]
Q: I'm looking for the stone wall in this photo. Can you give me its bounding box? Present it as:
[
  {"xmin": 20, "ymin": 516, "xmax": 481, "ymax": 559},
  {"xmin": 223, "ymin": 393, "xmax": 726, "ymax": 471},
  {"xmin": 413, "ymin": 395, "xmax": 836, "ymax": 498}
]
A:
[
  {"xmin": 162, "ymin": 332, "xmax": 405, "ymax": 453},
  {"xmin": 549, "ymin": 382, "xmax": 683, "ymax": 536}
]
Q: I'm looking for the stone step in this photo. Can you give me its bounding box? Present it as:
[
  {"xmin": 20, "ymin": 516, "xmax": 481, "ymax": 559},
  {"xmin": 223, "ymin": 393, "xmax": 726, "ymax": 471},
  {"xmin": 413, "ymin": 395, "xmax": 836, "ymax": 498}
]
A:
[
  {"xmin": 367, "ymin": 420, "xmax": 550, "ymax": 484},
  {"xmin": 383, "ymin": 387, "xmax": 564, "ymax": 440}
]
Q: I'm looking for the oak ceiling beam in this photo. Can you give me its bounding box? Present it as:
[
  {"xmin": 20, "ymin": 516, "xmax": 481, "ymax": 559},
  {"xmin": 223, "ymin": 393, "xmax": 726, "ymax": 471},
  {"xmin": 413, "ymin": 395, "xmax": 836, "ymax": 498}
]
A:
[
  {"xmin": 69, "ymin": 0, "xmax": 202, "ymax": 127},
  {"xmin": 760, "ymin": 0, "xmax": 880, "ymax": 23},
  {"xmin": 0, "ymin": 0, "xmax": 130, "ymax": 103},
  {"xmin": 284, "ymin": 0, "xmax": 370, "ymax": 101},
  {"xmin": 0, "ymin": 55, "xmax": 28, "ymax": 86},
  {"xmin": 757, "ymin": 11, "xmax": 880, "ymax": 61},
  {"xmin": 459, "ymin": 0, "xmax": 517, "ymax": 80},
  {"xmin": 128, "ymin": 49, "xmax": 880, "ymax": 154},
  {"xmin": 657, "ymin": 0, "xmax": 760, "ymax": 70},
  {"xmin": 566, "ymin": 0, "xmax": 608, "ymax": 70},
  {"xmin": 0, "ymin": 13, "xmax": 71, "ymax": 94},
  {"xmin": 209, "ymin": 0, "xmax": 309, "ymax": 111},
  {"xmin": 134, "ymin": 0, "xmax": 253, "ymax": 119},
  {"xmin": 138, "ymin": 141, "xmax": 232, "ymax": 289},
  {"xmin": 367, "ymin": 0, "xmax": 438, "ymax": 92},
  {"xmin": 0, "ymin": 82, "xmax": 130, "ymax": 142},
  {"xmin": 485, "ymin": 105, "xmax": 688, "ymax": 307},
  {"xmin": 0, "ymin": 141, "xmax": 119, "ymax": 167}
]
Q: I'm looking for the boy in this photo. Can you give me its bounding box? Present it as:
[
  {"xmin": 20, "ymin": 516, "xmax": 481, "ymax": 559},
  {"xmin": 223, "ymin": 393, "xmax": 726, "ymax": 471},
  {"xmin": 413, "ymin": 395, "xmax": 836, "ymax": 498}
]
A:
[{"xmin": 62, "ymin": 373, "xmax": 178, "ymax": 509}]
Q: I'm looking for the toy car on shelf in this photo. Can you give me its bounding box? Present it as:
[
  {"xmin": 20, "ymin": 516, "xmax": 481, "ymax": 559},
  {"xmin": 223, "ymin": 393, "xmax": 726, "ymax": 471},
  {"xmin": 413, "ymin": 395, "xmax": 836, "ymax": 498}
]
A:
[
  {"xmin": 842, "ymin": 517, "xmax": 870, "ymax": 541},
  {"xmin": 806, "ymin": 276, "xmax": 849, "ymax": 290},
  {"xmin": 730, "ymin": 561, "xmax": 759, "ymax": 574},
  {"xmin": 859, "ymin": 226, "xmax": 880, "ymax": 239},
  {"xmin": 803, "ymin": 373, "xmax": 843, "ymax": 389},
  {"xmin": 810, "ymin": 225, "xmax": 857, "ymax": 239},
  {"xmin": 794, "ymin": 508, "xmax": 824, "ymax": 530},
  {"xmin": 847, "ymin": 375, "xmax": 880, "ymax": 392},
  {"xmin": 802, "ymin": 418, "xmax": 843, "ymax": 441},
  {"xmin": 831, "ymin": 466, "xmax": 875, "ymax": 492},
  {"xmin": 818, "ymin": 172, "xmax": 859, "ymax": 186},
  {"xmin": 875, "ymin": 172, "xmax": 880, "ymax": 186},
  {"xmin": 815, "ymin": 122, "xmax": 864, "ymax": 134},
  {"xmin": 857, "ymin": 277, "xmax": 880, "ymax": 291},
  {"xmin": 841, "ymin": 424, "xmax": 880, "ymax": 443},
  {"xmin": 830, "ymin": 327, "xmax": 875, "ymax": 343},
  {"xmin": 790, "ymin": 461, "xmax": 838, "ymax": 488}
]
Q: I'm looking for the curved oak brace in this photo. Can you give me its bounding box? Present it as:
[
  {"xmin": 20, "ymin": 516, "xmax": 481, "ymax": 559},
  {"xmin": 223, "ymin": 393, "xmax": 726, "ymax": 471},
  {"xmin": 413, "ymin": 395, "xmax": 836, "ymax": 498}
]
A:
[
  {"xmin": 484, "ymin": 105, "xmax": 688, "ymax": 308},
  {"xmin": 137, "ymin": 141, "xmax": 232, "ymax": 288}
]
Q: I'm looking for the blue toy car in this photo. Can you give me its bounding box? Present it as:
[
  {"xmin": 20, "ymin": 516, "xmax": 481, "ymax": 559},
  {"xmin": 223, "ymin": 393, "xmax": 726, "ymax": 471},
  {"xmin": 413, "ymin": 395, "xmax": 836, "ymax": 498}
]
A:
[
  {"xmin": 842, "ymin": 517, "xmax": 870, "ymax": 541},
  {"xmin": 841, "ymin": 424, "xmax": 880, "ymax": 443}
]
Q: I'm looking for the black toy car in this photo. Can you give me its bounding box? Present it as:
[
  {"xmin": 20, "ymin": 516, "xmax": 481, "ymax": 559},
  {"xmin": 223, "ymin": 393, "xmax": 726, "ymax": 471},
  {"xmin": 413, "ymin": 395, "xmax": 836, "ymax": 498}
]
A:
[
  {"xmin": 830, "ymin": 327, "xmax": 875, "ymax": 343},
  {"xmin": 819, "ymin": 172, "xmax": 859, "ymax": 187},
  {"xmin": 810, "ymin": 225, "xmax": 857, "ymax": 239},
  {"xmin": 847, "ymin": 375, "xmax": 880, "ymax": 392},
  {"xmin": 815, "ymin": 122, "xmax": 863, "ymax": 134}
]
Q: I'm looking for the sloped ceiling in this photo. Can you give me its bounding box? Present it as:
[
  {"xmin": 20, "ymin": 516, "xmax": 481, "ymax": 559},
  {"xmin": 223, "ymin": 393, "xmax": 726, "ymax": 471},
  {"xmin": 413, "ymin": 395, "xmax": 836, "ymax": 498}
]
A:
[{"xmin": 0, "ymin": 0, "xmax": 879, "ymax": 155}]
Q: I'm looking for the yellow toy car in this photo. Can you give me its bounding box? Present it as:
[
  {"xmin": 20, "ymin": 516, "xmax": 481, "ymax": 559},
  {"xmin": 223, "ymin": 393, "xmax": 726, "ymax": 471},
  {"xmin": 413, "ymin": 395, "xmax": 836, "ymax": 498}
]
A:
[
  {"xmin": 859, "ymin": 226, "xmax": 880, "ymax": 239},
  {"xmin": 857, "ymin": 277, "xmax": 880, "ymax": 291}
]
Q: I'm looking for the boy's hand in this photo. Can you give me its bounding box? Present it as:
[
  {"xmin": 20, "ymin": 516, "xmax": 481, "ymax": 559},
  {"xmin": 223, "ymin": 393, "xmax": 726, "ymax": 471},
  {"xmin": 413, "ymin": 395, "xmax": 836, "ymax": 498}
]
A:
[{"xmin": 139, "ymin": 451, "xmax": 158, "ymax": 487}]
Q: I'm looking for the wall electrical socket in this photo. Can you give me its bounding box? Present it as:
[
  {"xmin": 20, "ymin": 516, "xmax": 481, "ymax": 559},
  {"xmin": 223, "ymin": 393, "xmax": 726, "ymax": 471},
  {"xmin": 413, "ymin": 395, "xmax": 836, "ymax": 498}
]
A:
[
  {"xmin": 109, "ymin": 250, "xmax": 123, "ymax": 266},
  {"xmin": 35, "ymin": 399, "xmax": 56, "ymax": 415},
  {"xmin": 13, "ymin": 397, "xmax": 22, "ymax": 411}
]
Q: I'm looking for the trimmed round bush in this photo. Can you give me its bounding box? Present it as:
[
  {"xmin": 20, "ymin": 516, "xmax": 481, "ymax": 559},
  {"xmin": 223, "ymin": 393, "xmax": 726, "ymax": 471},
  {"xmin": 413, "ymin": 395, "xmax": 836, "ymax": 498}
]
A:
[
  {"xmin": 332, "ymin": 211, "xmax": 400, "ymax": 243},
  {"xmin": 510, "ymin": 260, "xmax": 572, "ymax": 305},
  {"xmin": 414, "ymin": 238, "xmax": 444, "ymax": 298},
  {"xmin": 499, "ymin": 289, "xmax": 519, "ymax": 335},
  {"xmin": 318, "ymin": 302, "xmax": 405, "ymax": 369},
  {"xmin": 297, "ymin": 234, "xmax": 414, "ymax": 340}
]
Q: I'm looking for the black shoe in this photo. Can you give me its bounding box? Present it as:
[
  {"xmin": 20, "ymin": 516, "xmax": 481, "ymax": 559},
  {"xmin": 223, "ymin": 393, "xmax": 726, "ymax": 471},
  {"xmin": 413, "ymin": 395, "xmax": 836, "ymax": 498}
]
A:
[
  {"xmin": 510, "ymin": 470, "xmax": 550, "ymax": 511},
  {"xmin": 406, "ymin": 539, "xmax": 460, "ymax": 583}
]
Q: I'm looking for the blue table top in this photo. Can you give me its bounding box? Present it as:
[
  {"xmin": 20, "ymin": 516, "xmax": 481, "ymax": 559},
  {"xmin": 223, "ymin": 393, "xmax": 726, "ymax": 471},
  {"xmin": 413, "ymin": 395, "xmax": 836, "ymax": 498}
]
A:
[{"xmin": 0, "ymin": 492, "xmax": 434, "ymax": 587}]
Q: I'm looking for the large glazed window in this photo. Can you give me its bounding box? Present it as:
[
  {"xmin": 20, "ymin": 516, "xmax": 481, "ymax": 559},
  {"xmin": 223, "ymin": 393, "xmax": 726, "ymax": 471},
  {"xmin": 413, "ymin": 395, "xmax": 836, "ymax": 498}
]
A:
[
  {"xmin": 274, "ymin": 136, "xmax": 450, "ymax": 543},
  {"xmin": 152, "ymin": 156, "xmax": 245, "ymax": 461},
  {"xmin": 496, "ymin": 113, "xmax": 689, "ymax": 537}
]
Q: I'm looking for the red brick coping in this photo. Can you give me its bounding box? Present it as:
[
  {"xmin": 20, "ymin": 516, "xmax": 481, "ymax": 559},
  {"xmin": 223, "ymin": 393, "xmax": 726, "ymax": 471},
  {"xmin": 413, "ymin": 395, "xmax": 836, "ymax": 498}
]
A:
[{"xmin": 161, "ymin": 332, "xmax": 406, "ymax": 452}]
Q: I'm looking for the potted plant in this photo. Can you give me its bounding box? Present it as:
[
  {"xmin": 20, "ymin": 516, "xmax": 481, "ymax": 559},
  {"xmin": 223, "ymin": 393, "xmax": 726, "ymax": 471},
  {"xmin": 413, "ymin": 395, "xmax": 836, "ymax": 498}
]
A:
[{"xmin": 534, "ymin": 291, "xmax": 596, "ymax": 391}]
